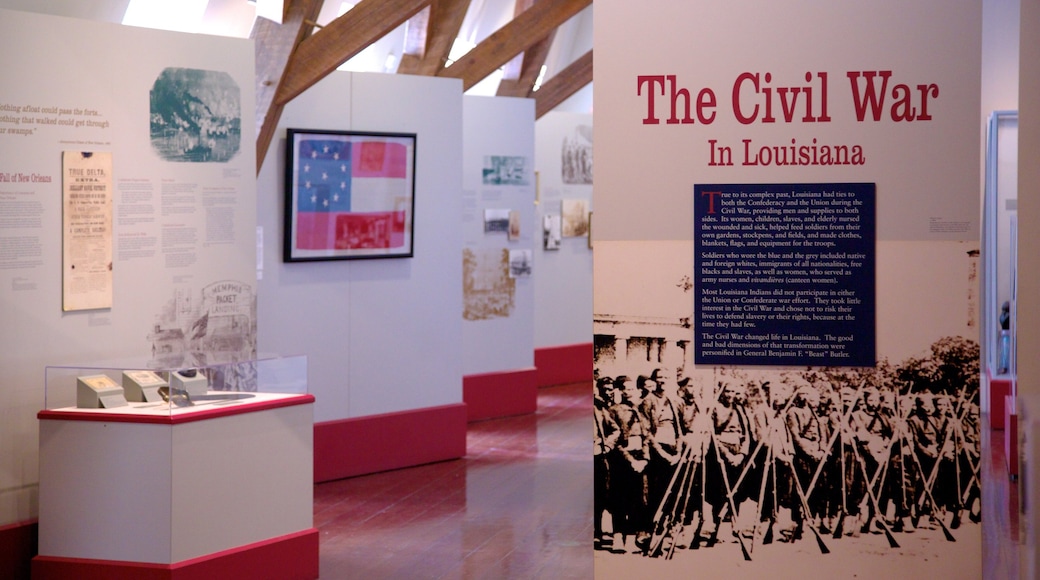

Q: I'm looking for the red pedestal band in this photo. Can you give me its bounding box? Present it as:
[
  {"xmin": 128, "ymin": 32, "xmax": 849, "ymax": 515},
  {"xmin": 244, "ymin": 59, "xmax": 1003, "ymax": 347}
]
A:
[
  {"xmin": 0, "ymin": 519, "xmax": 37, "ymax": 580},
  {"xmin": 32, "ymin": 528, "xmax": 319, "ymax": 580},
  {"xmin": 990, "ymin": 376, "xmax": 1013, "ymax": 430}
]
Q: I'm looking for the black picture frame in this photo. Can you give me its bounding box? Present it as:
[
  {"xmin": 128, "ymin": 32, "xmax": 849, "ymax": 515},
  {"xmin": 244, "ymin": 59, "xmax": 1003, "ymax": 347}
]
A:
[{"xmin": 283, "ymin": 128, "xmax": 416, "ymax": 262}]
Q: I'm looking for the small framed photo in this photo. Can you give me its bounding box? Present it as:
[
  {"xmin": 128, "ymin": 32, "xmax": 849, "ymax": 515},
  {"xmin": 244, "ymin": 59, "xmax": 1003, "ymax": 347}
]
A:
[
  {"xmin": 284, "ymin": 129, "xmax": 416, "ymax": 262},
  {"xmin": 484, "ymin": 208, "xmax": 510, "ymax": 233},
  {"xmin": 561, "ymin": 198, "xmax": 589, "ymax": 237},
  {"xmin": 543, "ymin": 214, "xmax": 561, "ymax": 250},
  {"xmin": 508, "ymin": 210, "xmax": 521, "ymax": 241}
]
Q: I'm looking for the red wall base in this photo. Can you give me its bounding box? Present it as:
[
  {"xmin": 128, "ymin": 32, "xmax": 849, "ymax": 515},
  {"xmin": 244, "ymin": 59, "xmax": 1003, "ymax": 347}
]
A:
[
  {"xmin": 990, "ymin": 375, "xmax": 1013, "ymax": 430},
  {"xmin": 463, "ymin": 367, "xmax": 537, "ymax": 422},
  {"xmin": 1006, "ymin": 395, "xmax": 1019, "ymax": 477},
  {"xmin": 534, "ymin": 343, "xmax": 593, "ymax": 387},
  {"xmin": 314, "ymin": 403, "xmax": 468, "ymax": 483},
  {"xmin": 32, "ymin": 528, "xmax": 318, "ymax": 580},
  {"xmin": 0, "ymin": 519, "xmax": 37, "ymax": 580}
]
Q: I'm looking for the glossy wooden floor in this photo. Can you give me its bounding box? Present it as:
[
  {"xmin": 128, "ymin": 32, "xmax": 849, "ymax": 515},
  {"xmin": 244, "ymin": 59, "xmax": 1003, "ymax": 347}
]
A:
[
  {"xmin": 314, "ymin": 382, "xmax": 594, "ymax": 579},
  {"xmin": 981, "ymin": 415, "xmax": 1021, "ymax": 580},
  {"xmin": 314, "ymin": 382, "xmax": 1020, "ymax": 579}
]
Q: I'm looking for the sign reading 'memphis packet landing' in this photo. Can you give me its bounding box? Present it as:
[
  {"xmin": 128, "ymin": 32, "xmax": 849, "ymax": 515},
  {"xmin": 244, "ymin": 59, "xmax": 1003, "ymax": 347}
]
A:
[
  {"xmin": 638, "ymin": 71, "xmax": 939, "ymax": 167},
  {"xmin": 694, "ymin": 183, "xmax": 875, "ymax": 367}
]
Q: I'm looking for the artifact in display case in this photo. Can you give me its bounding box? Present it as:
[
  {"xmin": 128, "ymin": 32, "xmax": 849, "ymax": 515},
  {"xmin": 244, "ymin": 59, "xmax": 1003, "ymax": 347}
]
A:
[
  {"xmin": 122, "ymin": 370, "xmax": 167, "ymax": 403},
  {"xmin": 158, "ymin": 385, "xmax": 255, "ymax": 407},
  {"xmin": 77, "ymin": 374, "xmax": 128, "ymax": 409},
  {"xmin": 46, "ymin": 355, "xmax": 308, "ymax": 417},
  {"xmin": 170, "ymin": 368, "xmax": 208, "ymax": 397}
]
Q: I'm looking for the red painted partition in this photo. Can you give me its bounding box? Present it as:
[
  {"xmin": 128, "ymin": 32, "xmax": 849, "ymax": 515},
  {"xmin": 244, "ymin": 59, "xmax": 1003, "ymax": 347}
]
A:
[
  {"xmin": 534, "ymin": 343, "xmax": 593, "ymax": 387},
  {"xmin": 463, "ymin": 368, "xmax": 538, "ymax": 422},
  {"xmin": 314, "ymin": 403, "xmax": 468, "ymax": 483}
]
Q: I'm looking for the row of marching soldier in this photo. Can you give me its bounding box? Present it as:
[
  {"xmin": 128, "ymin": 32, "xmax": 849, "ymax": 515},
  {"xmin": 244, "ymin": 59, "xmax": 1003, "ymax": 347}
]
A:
[{"xmin": 594, "ymin": 367, "xmax": 980, "ymax": 558}]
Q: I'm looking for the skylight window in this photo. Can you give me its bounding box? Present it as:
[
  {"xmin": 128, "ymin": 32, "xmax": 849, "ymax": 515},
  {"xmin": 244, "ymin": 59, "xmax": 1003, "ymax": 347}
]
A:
[{"xmin": 122, "ymin": 0, "xmax": 209, "ymax": 34}]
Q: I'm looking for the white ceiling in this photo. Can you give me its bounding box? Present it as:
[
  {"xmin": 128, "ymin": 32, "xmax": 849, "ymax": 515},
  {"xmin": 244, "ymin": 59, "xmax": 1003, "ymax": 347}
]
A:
[{"xmin": 0, "ymin": 0, "xmax": 593, "ymax": 108}]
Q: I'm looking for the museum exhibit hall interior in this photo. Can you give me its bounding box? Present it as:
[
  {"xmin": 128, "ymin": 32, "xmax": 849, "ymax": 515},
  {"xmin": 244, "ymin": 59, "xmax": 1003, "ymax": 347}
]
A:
[{"xmin": 0, "ymin": 0, "xmax": 1038, "ymax": 578}]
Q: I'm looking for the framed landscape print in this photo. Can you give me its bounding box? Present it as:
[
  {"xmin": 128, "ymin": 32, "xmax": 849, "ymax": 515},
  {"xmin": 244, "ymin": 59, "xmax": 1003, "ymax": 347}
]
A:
[{"xmin": 284, "ymin": 128, "xmax": 416, "ymax": 262}]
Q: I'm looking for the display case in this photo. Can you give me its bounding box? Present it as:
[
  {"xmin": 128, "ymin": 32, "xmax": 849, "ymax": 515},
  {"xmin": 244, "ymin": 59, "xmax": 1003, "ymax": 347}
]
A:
[
  {"xmin": 34, "ymin": 354, "xmax": 318, "ymax": 580},
  {"xmin": 43, "ymin": 353, "xmax": 309, "ymax": 417}
]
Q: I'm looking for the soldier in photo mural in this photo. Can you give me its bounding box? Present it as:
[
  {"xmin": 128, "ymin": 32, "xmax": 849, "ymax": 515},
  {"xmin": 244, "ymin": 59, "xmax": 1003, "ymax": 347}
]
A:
[
  {"xmin": 639, "ymin": 369, "xmax": 683, "ymax": 541},
  {"xmin": 878, "ymin": 389, "xmax": 914, "ymax": 532},
  {"xmin": 604, "ymin": 375, "xmax": 651, "ymax": 553},
  {"xmin": 673, "ymin": 376, "xmax": 709, "ymax": 549},
  {"xmin": 907, "ymin": 393, "xmax": 940, "ymax": 527},
  {"xmin": 704, "ymin": 382, "xmax": 754, "ymax": 546},
  {"xmin": 750, "ymin": 380, "xmax": 795, "ymax": 543},
  {"xmin": 851, "ymin": 387, "xmax": 894, "ymax": 535},
  {"xmin": 786, "ymin": 386, "xmax": 824, "ymax": 541},
  {"xmin": 815, "ymin": 388, "xmax": 845, "ymax": 533},
  {"xmin": 594, "ymin": 377, "xmax": 620, "ymax": 550},
  {"xmin": 593, "ymin": 335, "xmax": 982, "ymax": 561}
]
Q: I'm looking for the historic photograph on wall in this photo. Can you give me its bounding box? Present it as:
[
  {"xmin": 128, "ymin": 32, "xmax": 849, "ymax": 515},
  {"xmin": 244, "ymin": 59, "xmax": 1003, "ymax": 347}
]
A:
[
  {"xmin": 463, "ymin": 247, "xmax": 515, "ymax": 321},
  {"xmin": 508, "ymin": 210, "xmax": 521, "ymax": 241},
  {"xmin": 508, "ymin": 249, "xmax": 533, "ymax": 278},
  {"xmin": 148, "ymin": 279, "xmax": 257, "ymax": 371},
  {"xmin": 543, "ymin": 214, "xmax": 562, "ymax": 250},
  {"xmin": 482, "ymin": 155, "xmax": 529, "ymax": 186},
  {"xmin": 593, "ymin": 240, "xmax": 981, "ymax": 577},
  {"xmin": 562, "ymin": 124, "xmax": 593, "ymax": 185},
  {"xmin": 561, "ymin": 198, "xmax": 589, "ymax": 237},
  {"xmin": 484, "ymin": 208, "xmax": 511, "ymax": 233},
  {"xmin": 149, "ymin": 67, "xmax": 241, "ymax": 163}
]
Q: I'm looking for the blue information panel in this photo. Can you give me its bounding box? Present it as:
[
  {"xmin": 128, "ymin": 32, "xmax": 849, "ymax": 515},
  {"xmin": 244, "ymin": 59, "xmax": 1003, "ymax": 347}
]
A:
[{"xmin": 694, "ymin": 183, "xmax": 876, "ymax": 367}]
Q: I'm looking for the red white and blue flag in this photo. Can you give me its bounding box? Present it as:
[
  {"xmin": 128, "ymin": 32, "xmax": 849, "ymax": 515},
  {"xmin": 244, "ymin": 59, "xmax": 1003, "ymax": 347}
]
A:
[{"xmin": 294, "ymin": 137, "xmax": 411, "ymax": 251}]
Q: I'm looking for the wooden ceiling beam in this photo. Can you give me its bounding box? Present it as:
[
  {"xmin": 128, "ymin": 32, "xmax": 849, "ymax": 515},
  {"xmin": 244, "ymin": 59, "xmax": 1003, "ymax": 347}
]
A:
[
  {"xmin": 397, "ymin": 0, "xmax": 471, "ymax": 76},
  {"xmin": 252, "ymin": 0, "xmax": 325, "ymax": 175},
  {"xmin": 438, "ymin": 0, "xmax": 591, "ymax": 91},
  {"xmin": 496, "ymin": 0, "xmax": 551, "ymax": 97},
  {"xmin": 499, "ymin": 0, "xmax": 535, "ymax": 81},
  {"xmin": 496, "ymin": 31, "xmax": 554, "ymax": 98},
  {"xmin": 534, "ymin": 49, "xmax": 592, "ymax": 119},
  {"xmin": 274, "ymin": 0, "xmax": 432, "ymax": 106}
]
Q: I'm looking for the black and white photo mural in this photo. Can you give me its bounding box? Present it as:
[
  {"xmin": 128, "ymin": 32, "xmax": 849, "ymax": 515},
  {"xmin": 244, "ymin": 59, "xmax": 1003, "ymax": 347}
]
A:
[{"xmin": 594, "ymin": 328, "xmax": 980, "ymax": 561}]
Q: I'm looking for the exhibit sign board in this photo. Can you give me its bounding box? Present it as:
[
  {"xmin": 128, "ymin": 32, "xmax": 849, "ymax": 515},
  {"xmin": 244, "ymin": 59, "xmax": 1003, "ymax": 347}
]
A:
[
  {"xmin": 593, "ymin": 0, "xmax": 982, "ymax": 577},
  {"xmin": 694, "ymin": 182, "xmax": 875, "ymax": 367}
]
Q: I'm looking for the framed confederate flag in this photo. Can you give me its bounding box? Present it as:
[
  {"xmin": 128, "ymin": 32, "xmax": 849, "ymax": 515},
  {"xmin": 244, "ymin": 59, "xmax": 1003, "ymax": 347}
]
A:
[{"xmin": 284, "ymin": 128, "xmax": 416, "ymax": 262}]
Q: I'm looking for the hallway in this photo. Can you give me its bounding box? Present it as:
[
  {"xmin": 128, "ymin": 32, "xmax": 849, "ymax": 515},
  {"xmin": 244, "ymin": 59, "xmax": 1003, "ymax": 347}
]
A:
[{"xmin": 313, "ymin": 382, "xmax": 1018, "ymax": 579}]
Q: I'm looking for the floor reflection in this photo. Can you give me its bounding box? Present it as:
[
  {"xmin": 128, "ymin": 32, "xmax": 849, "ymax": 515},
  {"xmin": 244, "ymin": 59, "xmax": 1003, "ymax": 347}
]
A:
[{"xmin": 316, "ymin": 382, "xmax": 593, "ymax": 579}]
